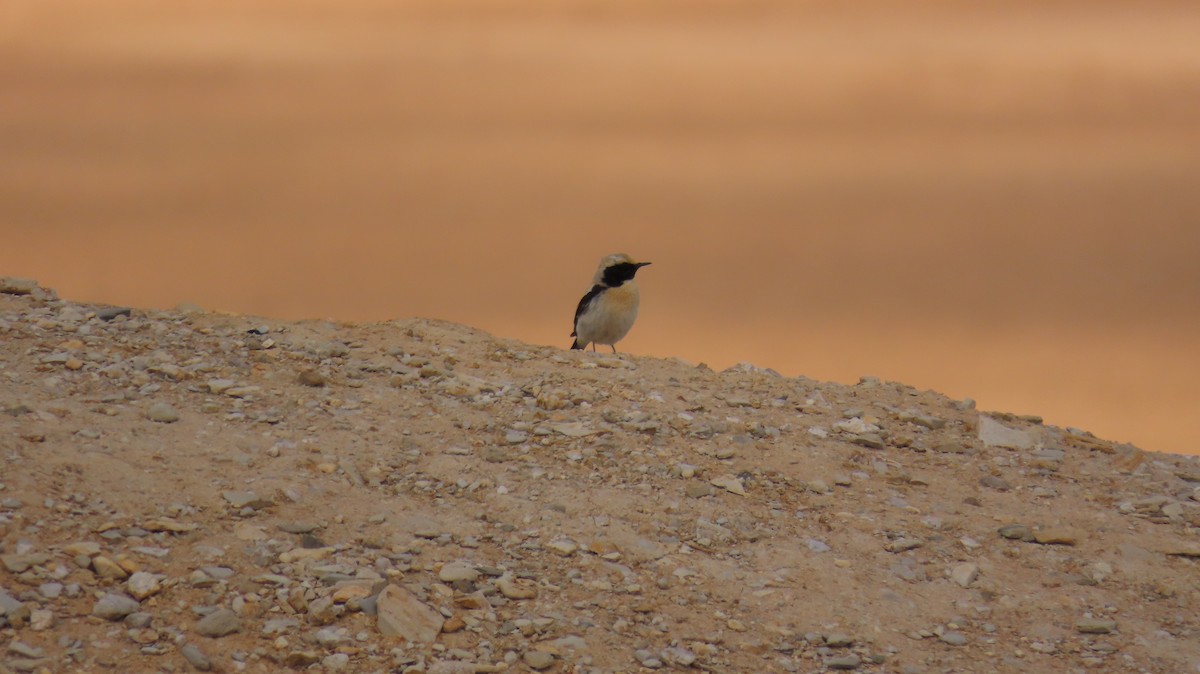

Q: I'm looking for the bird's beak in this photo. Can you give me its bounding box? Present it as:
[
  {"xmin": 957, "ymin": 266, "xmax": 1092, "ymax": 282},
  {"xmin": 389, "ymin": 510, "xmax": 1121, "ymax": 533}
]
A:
[{"xmin": 636, "ymin": 261, "xmax": 652, "ymax": 267}]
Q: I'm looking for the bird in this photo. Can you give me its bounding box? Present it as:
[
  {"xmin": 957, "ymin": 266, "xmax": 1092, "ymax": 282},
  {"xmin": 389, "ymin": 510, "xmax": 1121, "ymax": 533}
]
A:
[{"xmin": 570, "ymin": 253, "xmax": 652, "ymax": 352}]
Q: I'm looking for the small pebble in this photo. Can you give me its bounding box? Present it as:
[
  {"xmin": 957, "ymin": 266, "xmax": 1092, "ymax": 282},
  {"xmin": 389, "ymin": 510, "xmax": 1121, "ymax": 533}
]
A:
[
  {"xmin": 181, "ymin": 644, "xmax": 213, "ymax": 671},
  {"xmin": 940, "ymin": 631, "xmax": 968, "ymax": 646},
  {"xmin": 998, "ymin": 524, "xmax": 1032, "ymax": 541},
  {"xmin": 298, "ymin": 370, "xmax": 327, "ymax": 387},
  {"xmin": 886, "ymin": 538, "xmax": 923, "ymax": 553},
  {"xmin": 826, "ymin": 633, "xmax": 854, "ymax": 647}
]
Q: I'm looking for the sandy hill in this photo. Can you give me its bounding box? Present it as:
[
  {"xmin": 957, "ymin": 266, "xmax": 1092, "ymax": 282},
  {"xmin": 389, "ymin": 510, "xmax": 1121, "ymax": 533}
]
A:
[{"xmin": 1, "ymin": 279, "xmax": 1198, "ymax": 674}]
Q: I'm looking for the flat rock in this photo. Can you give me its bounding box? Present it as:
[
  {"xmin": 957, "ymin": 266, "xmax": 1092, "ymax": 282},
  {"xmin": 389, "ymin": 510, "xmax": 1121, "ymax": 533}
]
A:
[
  {"xmin": 8, "ymin": 642, "xmax": 44, "ymax": 658},
  {"xmin": 890, "ymin": 557, "xmax": 927, "ymax": 582},
  {"xmin": 92, "ymin": 555, "xmax": 129, "ymax": 580},
  {"xmin": 127, "ymin": 572, "xmax": 163, "ymax": 600},
  {"xmin": 279, "ymin": 546, "xmax": 334, "ymax": 563},
  {"xmin": 551, "ymin": 421, "xmax": 597, "ymax": 437},
  {"xmin": 496, "ymin": 575, "xmax": 538, "ymax": 599},
  {"xmin": 834, "ymin": 417, "xmax": 879, "ymax": 435},
  {"xmin": 950, "ymin": 562, "xmax": 979, "ymax": 588},
  {"xmin": 633, "ymin": 649, "xmax": 664, "ymax": 668},
  {"xmin": 0, "ymin": 589, "xmax": 23, "ymax": 616},
  {"xmin": 206, "ymin": 379, "xmax": 237, "ymax": 394},
  {"xmin": 998, "ymin": 524, "xmax": 1033, "ymax": 541},
  {"xmin": 1033, "ymin": 528, "xmax": 1078, "ymax": 546},
  {"xmin": 323, "ymin": 653, "xmax": 350, "ymax": 670},
  {"xmin": 0, "ymin": 277, "xmax": 38, "ymax": 295},
  {"xmin": 195, "ymin": 608, "xmax": 241, "ymax": 637},
  {"xmin": 940, "ymin": 631, "xmax": 968, "ymax": 646},
  {"xmin": 437, "ymin": 562, "xmax": 480, "ymax": 583},
  {"xmin": 93, "ymin": 594, "xmax": 140, "ymax": 621},
  {"xmin": 97, "ymin": 307, "xmax": 132, "ymax": 321},
  {"xmin": 545, "ymin": 537, "xmax": 579, "ymax": 556},
  {"xmin": 851, "ymin": 433, "xmax": 884, "ymax": 449},
  {"xmin": 376, "ymin": 585, "xmax": 443, "ymax": 642},
  {"xmin": 661, "ymin": 647, "xmax": 696, "ymax": 667},
  {"xmin": 62, "ymin": 542, "xmax": 101, "ymax": 557},
  {"xmin": 297, "ymin": 370, "xmax": 327, "ymax": 387},
  {"xmin": 825, "ymin": 633, "xmax": 854, "ymax": 647},
  {"xmin": 222, "ymin": 490, "xmax": 273, "ymax": 509},
  {"xmin": 710, "ymin": 474, "xmax": 746, "ymax": 495},
  {"xmin": 233, "ymin": 523, "xmax": 268, "ymax": 541},
  {"xmin": 1076, "ymin": 619, "xmax": 1117, "ymax": 634},
  {"xmin": 332, "ymin": 581, "xmax": 377, "ymax": 603},
  {"xmin": 284, "ymin": 651, "xmax": 320, "ymax": 667},
  {"xmin": 978, "ymin": 416, "xmax": 1035, "ymax": 450},
  {"xmin": 132, "ymin": 541, "xmax": 168, "ymax": 556},
  {"xmin": 806, "ymin": 538, "xmax": 831, "ymax": 553},
  {"xmin": 1163, "ymin": 543, "xmax": 1200, "ymax": 558},
  {"xmin": 181, "ymin": 643, "xmax": 213, "ymax": 671},
  {"xmin": 263, "ymin": 617, "xmax": 299, "ymax": 635},
  {"xmin": 1, "ymin": 553, "xmax": 49, "ymax": 573},
  {"xmin": 6, "ymin": 657, "xmax": 51, "ymax": 672},
  {"xmin": 146, "ymin": 402, "xmax": 181, "ymax": 423},
  {"xmin": 900, "ymin": 409, "xmax": 946, "ymax": 429},
  {"xmin": 886, "ymin": 538, "xmax": 923, "ymax": 553}
]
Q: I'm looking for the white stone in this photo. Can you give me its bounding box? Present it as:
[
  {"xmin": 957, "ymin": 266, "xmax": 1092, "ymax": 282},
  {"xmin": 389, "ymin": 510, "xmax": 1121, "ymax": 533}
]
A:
[
  {"xmin": 323, "ymin": 653, "xmax": 350, "ymax": 671},
  {"xmin": 551, "ymin": 422, "xmax": 596, "ymax": 438},
  {"xmin": 437, "ymin": 562, "xmax": 479, "ymax": 583},
  {"xmin": 545, "ymin": 538, "xmax": 579, "ymax": 556},
  {"xmin": 833, "ymin": 418, "xmax": 879, "ymax": 435},
  {"xmin": 206, "ymin": 379, "xmax": 237, "ymax": 394},
  {"xmin": 950, "ymin": 562, "xmax": 979, "ymax": 588},
  {"xmin": 375, "ymin": 585, "xmax": 443, "ymax": 642},
  {"xmin": 710, "ymin": 474, "xmax": 746, "ymax": 496},
  {"xmin": 126, "ymin": 572, "xmax": 163, "ymax": 600},
  {"xmin": 977, "ymin": 416, "xmax": 1035, "ymax": 450}
]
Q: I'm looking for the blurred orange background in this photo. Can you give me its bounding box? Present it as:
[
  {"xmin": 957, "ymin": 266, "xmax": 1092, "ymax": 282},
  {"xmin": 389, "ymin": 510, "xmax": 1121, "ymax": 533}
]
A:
[{"xmin": 2, "ymin": 0, "xmax": 1197, "ymax": 454}]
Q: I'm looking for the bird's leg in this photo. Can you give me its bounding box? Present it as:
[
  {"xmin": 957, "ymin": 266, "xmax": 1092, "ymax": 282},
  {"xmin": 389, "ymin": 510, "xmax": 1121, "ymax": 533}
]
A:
[
  {"xmin": 591, "ymin": 343, "xmax": 597, "ymax": 352},
  {"xmin": 610, "ymin": 345, "xmax": 618, "ymax": 354}
]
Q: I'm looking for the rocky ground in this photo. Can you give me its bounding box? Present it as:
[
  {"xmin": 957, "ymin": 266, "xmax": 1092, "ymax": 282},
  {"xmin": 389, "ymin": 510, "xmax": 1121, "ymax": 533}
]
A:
[{"xmin": 1, "ymin": 278, "xmax": 1198, "ymax": 674}]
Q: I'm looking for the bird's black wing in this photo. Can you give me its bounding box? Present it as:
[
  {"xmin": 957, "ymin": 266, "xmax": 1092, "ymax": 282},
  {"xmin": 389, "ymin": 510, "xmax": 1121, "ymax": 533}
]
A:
[{"xmin": 571, "ymin": 285, "xmax": 605, "ymax": 336}]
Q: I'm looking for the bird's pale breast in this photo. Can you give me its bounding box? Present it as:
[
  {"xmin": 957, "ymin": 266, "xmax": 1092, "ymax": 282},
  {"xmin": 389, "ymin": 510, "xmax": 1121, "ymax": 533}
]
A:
[{"xmin": 576, "ymin": 282, "xmax": 640, "ymax": 346}]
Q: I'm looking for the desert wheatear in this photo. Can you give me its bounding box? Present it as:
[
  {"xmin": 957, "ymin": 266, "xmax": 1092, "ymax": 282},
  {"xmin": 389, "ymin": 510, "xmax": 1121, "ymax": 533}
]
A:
[{"xmin": 570, "ymin": 253, "xmax": 651, "ymax": 352}]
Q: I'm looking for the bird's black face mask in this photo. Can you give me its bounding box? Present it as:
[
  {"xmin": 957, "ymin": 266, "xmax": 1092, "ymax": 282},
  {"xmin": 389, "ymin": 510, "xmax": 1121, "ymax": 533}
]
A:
[{"xmin": 602, "ymin": 262, "xmax": 650, "ymax": 287}]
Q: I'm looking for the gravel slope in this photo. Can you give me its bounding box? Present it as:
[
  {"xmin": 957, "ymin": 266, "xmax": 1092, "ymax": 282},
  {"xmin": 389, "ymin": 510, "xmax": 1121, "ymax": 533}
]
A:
[{"xmin": 1, "ymin": 280, "xmax": 1198, "ymax": 674}]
